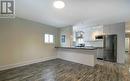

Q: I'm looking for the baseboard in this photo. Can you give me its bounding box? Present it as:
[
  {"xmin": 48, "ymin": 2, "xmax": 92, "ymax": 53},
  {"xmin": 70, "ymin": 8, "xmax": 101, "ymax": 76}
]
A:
[{"xmin": 0, "ymin": 56, "xmax": 56, "ymax": 71}]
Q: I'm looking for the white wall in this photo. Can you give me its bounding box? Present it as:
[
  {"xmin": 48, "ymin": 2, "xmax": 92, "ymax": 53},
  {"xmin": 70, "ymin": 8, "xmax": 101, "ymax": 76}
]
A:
[
  {"xmin": 103, "ymin": 22, "xmax": 125, "ymax": 63},
  {"xmin": 126, "ymin": 22, "xmax": 130, "ymax": 32},
  {"xmin": 0, "ymin": 17, "xmax": 58, "ymax": 70}
]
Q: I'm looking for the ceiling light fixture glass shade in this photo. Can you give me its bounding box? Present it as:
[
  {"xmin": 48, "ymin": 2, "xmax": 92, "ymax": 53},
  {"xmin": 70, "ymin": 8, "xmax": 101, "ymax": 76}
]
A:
[{"xmin": 53, "ymin": 1, "xmax": 65, "ymax": 9}]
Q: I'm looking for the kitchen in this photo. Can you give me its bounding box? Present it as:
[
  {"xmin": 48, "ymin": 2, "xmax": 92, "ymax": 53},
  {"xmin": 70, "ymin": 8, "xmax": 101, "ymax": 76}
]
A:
[{"xmin": 56, "ymin": 22, "xmax": 125, "ymax": 66}]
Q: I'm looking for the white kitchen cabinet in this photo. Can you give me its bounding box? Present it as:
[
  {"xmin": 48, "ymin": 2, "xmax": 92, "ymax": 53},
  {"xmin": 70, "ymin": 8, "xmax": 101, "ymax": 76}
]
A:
[
  {"xmin": 97, "ymin": 49, "xmax": 104, "ymax": 59},
  {"xmin": 73, "ymin": 25, "xmax": 103, "ymax": 47},
  {"xmin": 84, "ymin": 26, "xmax": 104, "ymax": 47}
]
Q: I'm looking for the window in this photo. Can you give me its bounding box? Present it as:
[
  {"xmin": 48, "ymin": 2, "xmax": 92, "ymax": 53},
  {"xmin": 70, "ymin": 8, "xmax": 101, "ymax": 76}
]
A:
[{"xmin": 44, "ymin": 34, "xmax": 54, "ymax": 43}]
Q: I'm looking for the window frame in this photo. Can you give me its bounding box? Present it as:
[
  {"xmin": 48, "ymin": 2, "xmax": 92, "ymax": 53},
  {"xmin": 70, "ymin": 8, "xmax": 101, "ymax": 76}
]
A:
[{"xmin": 44, "ymin": 33, "xmax": 54, "ymax": 44}]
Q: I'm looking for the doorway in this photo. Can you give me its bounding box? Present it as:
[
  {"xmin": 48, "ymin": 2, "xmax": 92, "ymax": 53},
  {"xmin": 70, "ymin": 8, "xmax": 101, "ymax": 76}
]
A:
[
  {"xmin": 125, "ymin": 38, "xmax": 129, "ymax": 53},
  {"xmin": 125, "ymin": 35, "xmax": 130, "ymax": 64}
]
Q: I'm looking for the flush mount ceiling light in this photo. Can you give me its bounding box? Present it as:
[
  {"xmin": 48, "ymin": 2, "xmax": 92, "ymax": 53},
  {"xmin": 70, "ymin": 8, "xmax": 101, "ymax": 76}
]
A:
[{"xmin": 53, "ymin": 1, "xmax": 65, "ymax": 9}]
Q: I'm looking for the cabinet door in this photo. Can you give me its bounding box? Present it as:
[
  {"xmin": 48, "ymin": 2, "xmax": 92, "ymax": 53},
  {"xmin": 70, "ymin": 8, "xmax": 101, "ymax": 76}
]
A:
[{"xmin": 97, "ymin": 49, "xmax": 104, "ymax": 59}]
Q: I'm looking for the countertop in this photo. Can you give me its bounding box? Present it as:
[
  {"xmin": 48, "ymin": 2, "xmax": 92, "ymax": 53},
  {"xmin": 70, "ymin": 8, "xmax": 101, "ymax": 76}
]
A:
[{"xmin": 55, "ymin": 47, "xmax": 103, "ymax": 50}]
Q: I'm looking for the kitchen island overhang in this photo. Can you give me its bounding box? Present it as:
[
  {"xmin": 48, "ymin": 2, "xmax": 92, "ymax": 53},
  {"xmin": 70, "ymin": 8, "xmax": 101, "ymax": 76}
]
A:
[{"xmin": 56, "ymin": 47, "xmax": 99, "ymax": 67}]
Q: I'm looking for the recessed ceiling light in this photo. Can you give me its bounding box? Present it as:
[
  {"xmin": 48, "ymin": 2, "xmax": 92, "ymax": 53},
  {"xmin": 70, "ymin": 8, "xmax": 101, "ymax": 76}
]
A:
[{"xmin": 53, "ymin": 1, "xmax": 65, "ymax": 9}]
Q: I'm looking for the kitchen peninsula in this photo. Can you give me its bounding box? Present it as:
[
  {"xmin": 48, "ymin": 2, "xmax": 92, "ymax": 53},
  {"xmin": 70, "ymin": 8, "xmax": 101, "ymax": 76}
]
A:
[{"xmin": 56, "ymin": 47, "xmax": 98, "ymax": 66}]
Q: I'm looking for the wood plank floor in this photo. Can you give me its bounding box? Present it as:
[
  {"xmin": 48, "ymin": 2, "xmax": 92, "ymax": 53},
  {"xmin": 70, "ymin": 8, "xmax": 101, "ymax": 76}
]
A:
[{"xmin": 0, "ymin": 59, "xmax": 129, "ymax": 81}]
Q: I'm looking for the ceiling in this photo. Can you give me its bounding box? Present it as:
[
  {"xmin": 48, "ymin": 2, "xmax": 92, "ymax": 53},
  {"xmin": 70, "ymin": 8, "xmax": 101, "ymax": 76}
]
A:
[{"xmin": 16, "ymin": 0, "xmax": 130, "ymax": 27}]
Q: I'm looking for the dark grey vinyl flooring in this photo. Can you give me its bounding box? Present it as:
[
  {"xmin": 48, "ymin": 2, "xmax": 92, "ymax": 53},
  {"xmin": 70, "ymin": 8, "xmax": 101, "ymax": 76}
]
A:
[{"xmin": 0, "ymin": 59, "xmax": 130, "ymax": 81}]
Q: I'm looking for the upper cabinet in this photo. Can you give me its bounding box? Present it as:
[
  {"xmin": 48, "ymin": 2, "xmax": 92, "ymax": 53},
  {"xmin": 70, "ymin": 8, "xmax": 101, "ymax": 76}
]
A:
[
  {"xmin": 73, "ymin": 25, "xmax": 104, "ymax": 47},
  {"xmin": 103, "ymin": 23, "xmax": 125, "ymax": 35},
  {"xmin": 88, "ymin": 26, "xmax": 104, "ymax": 41},
  {"xmin": 73, "ymin": 25, "xmax": 103, "ymax": 41}
]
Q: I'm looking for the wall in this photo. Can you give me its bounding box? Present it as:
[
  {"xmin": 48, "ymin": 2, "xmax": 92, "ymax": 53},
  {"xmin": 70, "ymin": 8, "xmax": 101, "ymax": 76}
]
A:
[
  {"xmin": 59, "ymin": 27, "xmax": 73, "ymax": 47},
  {"xmin": 125, "ymin": 22, "xmax": 130, "ymax": 32},
  {"xmin": 0, "ymin": 18, "xmax": 58, "ymax": 70},
  {"xmin": 103, "ymin": 22, "xmax": 125, "ymax": 63}
]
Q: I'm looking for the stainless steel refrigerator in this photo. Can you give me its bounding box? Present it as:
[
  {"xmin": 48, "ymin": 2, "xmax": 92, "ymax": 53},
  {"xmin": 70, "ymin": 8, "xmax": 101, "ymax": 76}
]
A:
[{"xmin": 103, "ymin": 35, "xmax": 117, "ymax": 62}]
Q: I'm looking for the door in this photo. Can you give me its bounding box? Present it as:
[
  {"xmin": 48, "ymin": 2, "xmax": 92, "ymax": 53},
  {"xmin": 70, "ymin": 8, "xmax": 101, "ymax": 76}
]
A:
[
  {"xmin": 125, "ymin": 37, "xmax": 130, "ymax": 63},
  {"xmin": 125, "ymin": 38, "xmax": 129, "ymax": 53}
]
